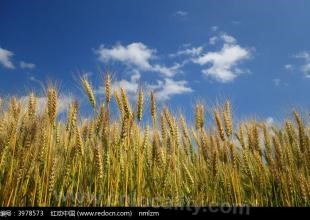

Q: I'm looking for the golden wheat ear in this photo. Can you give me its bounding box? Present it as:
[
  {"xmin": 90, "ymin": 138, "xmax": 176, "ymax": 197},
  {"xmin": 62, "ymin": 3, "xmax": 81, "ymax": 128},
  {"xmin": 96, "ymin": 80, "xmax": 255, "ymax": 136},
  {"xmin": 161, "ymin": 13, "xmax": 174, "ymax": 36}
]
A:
[
  {"xmin": 214, "ymin": 110, "xmax": 225, "ymax": 141},
  {"xmin": 27, "ymin": 92, "xmax": 37, "ymax": 118},
  {"xmin": 120, "ymin": 87, "xmax": 132, "ymax": 119},
  {"xmin": 136, "ymin": 88, "xmax": 144, "ymax": 123},
  {"xmin": 104, "ymin": 73, "xmax": 111, "ymax": 105},
  {"xmin": 150, "ymin": 91, "xmax": 157, "ymax": 127},
  {"xmin": 195, "ymin": 103, "xmax": 204, "ymax": 131},
  {"xmin": 223, "ymin": 100, "xmax": 233, "ymax": 138},
  {"xmin": 47, "ymin": 86, "xmax": 58, "ymax": 123},
  {"xmin": 80, "ymin": 75, "xmax": 96, "ymax": 109}
]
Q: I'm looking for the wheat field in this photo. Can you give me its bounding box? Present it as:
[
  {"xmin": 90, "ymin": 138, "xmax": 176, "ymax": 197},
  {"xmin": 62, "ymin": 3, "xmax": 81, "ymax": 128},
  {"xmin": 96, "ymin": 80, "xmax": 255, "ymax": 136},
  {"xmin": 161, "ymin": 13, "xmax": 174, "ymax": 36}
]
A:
[{"xmin": 0, "ymin": 74, "xmax": 309, "ymax": 207}]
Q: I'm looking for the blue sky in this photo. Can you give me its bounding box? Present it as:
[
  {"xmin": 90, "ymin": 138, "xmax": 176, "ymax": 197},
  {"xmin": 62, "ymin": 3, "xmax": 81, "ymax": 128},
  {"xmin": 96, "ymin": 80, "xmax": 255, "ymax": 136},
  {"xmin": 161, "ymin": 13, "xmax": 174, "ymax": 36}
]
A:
[{"xmin": 1, "ymin": 0, "xmax": 310, "ymax": 122}]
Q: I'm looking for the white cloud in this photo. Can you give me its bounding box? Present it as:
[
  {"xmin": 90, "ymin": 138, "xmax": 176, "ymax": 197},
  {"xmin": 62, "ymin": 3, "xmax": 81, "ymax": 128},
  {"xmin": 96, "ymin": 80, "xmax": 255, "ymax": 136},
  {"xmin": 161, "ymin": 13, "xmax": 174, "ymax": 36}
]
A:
[
  {"xmin": 209, "ymin": 36, "xmax": 218, "ymax": 45},
  {"xmin": 232, "ymin": 21, "xmax": 241, "ymax": 25},
  {"xmin": 284, "ymin": 64, "xmax": 293, "ymax": 70},
  {"xmin": 129, "ymin": 69, "xmax": 141, "ymax": 82},
  {"xmin": 152, "ymin": 63, "xmax": 183, "ymax": 77},
  {"xmin": 170, "ymin": 46, "xmax": 203, "ymax": 57},
  {"xmin": 181, "ymin": 43, "xmax": 191, "ymax": 48},
  {"xmin": 272, "ymin": 78, "xmax": 288, "ymax": 87},
  {"xmin": 27, "ymin": 75, "xmax": 43, "ymax": 86},
  {"xmin": 153, "ymin": 78, "xmax": 193, "ymax": 101},
  {"xmin": 302, "ymin": 64, "xmax": 310, "ymax": 78},
  {"xmin": 175, "ymin": 10, "xmax": 188, "ymax": 17},
  {"xmin": 194, "ymin": 40, "xmax": 251, "ymax": 83},
  {"xmin": 28, "ymin": 76, "xmax": 36, "ymax": 81},
  {"xmin": 0, "ymin": 47, "xmax": 15, "ymax": 69},
  {"xmin": 95, "ymin": 34, "xmax": 251, "ymax": 86},
  {"xmin": 209, "ymin": 33, "xmax": 236, "ymax": 45},
  {"xmin": 111, "ymin": 72, "xmax": 141, "ymax": 96},
  {"xmin": 220, "ymin": 33, "xmax": 236, "ymax": 44},
  {"xmin": 294, "ymin": 51, "xmax": 310, "ymax": 78},
  {"xmin": 96, "ymin": 42, "xmax": 182, "ymax": 77},
  {"xmin": 295, "ymin": 51, "xmax": 310, "ymax": 60},
  {"xmin": 211, "ymin": 26, "xmax": 218, "ymax": 32},
  {"xmin": 97, "ymin": 42, "xmax": 153, "ymax": 70},
  {"xmin": 20, "ymin": 61, "xmax": 36, "ymax": 69}
]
